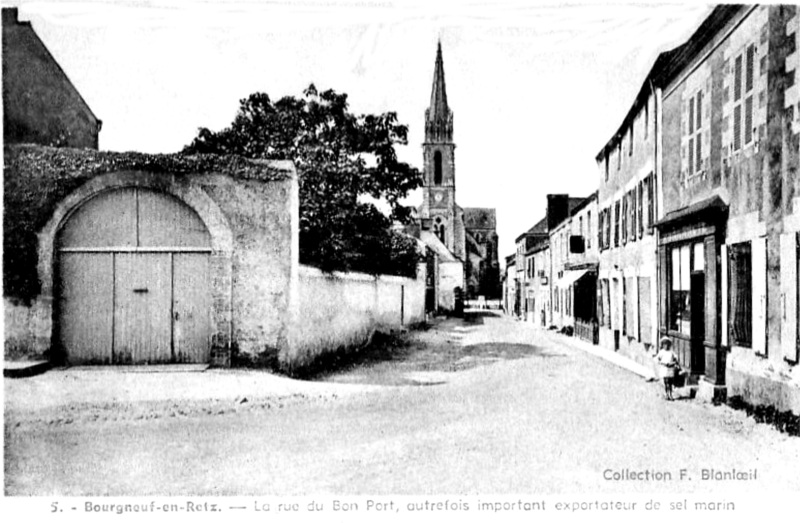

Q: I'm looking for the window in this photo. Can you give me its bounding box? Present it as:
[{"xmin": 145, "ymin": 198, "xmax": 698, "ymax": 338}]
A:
[
  {"xmin": 646, "ymin": 173, "xmax": 655, "ymax": 234},
  {"xmin": 434, "ymin": 151, "xmax": 443, "ymax": 185},
  {"xmin": 598, "ymin": 210, "xmax": 605, "ymax": 251},
  {"xmin": 614, "ymin": 202, "xmax": 620, "ymax": 248},
  {"xmin": 732, "ymin": 44, "xmax": 757, "ymax": 151},
  {"xmin": 637, "ymin": 181, "xmax": 644, "ymax": 239},
  {"xmin": 605, "ymin": 154, "xmax": 610, "ymax": 181},
  {"xmin": 685, "ymin": 90, "xmax": 704, "ymax": 175},
  {"xmin": 617, "ymin": 143, "xmax": 622, "ymax": 170},
  {"xmin": 622, "ymin": 196, "xmax": 628, "ymax": 244},
  {"xmin": 669, "ymin": 244, "xmax": 693, "ymax": 334},
  {"xmin": 629, "ymin": 126, "xmax": 634, "ymax": 156},
  {"xmin": 729, "ymin": 242, "xmax": 752, "ymax": 347},
  {"xmin": 644, "ymin": 101, "xmax": 649, "ymax": 139},
  {"xmin": 586, "ymin": 211, "xmax": 592, "ymax": 250},
  {"xmin": 629, "ymin": 190, "xmax": 636, "ymax": 243}
]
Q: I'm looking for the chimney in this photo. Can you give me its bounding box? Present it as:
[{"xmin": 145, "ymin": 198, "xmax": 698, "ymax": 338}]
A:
[
  {"xmin": 546, "ymin": 194, "xmax": 569, "ymax": 231},
  {"xmin": 2, "ymin": 7, "xmax": 19, "ymax": 26}
]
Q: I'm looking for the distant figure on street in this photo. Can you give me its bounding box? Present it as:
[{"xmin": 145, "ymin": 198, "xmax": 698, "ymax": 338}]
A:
[{"xmin": 654, "ymin": 337, "xmax": 679, "ymax": 401}]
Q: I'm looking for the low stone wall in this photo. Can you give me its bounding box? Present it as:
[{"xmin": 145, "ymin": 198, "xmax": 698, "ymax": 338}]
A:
[{"xmin": 282, "ymin": 264, "xmax": 425, "ymax": 371}]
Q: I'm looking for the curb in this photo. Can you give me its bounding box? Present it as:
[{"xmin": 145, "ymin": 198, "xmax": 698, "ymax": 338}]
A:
[
  {"xmin": 4, "ymin": 360, "xmax": 51, "ymax": 378},
  {"xmin": 539, "ymin": 330, "xmax": 657, "ymax": 380}
]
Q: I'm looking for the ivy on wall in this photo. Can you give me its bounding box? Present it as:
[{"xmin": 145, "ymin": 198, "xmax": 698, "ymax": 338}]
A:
[{"xmin": 2, "ymin": 144, "xmax": 292, "ymax": 305}]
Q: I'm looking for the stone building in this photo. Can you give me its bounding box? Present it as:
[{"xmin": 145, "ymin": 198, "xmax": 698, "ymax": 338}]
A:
[
  {"xmin": 2, "ymin": 8, "xmax": 101, "ymax": 149},
  {"xmin": 593, "ymin": 5, "xmax": 799, "ymax": 412},
  {"xmin": 595, "ymin": 63, "xmax": 661, "ymax": 368},
  {"xmin": 550, "ymin": 193, "xmax": 599, "ymax": 344},
  {"xmin": 655, "ymin": 5, "xmax": 799, "ymax": 408},
  {"xmin": 416, "ymin": 42, "xmax": 501, "ymax": 309}
]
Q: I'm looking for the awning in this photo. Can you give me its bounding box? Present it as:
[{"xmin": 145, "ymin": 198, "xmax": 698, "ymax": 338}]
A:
[
  {"xmin": 653, "ymin": 195, "xmax": 728, "ymax": 231},
  {"xmin": 557, "ymin": 269, "xmax": 589, "ymax": 289}
]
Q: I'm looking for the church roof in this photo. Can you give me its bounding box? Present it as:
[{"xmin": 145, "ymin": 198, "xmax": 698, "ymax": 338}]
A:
[
  {"xmin": 463, "ymin": 207, "xmax": 496, "ymax": 229},
  {"xmin": 427, "ymin": 41, "xmax": 449, "ymax": 123}
]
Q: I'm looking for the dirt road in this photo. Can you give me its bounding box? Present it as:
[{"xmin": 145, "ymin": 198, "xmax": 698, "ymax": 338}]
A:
[{"xmin": 5, "ymin": 311, "xmax": 800, "ymax": 495}]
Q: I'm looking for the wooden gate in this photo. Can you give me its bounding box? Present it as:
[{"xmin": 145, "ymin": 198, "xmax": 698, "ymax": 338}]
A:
[{"xmin": 56, "ymin": 188, "xmax": 212, "ymax": 364}]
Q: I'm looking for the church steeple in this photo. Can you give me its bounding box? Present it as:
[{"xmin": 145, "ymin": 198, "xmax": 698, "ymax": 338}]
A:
[{"xmin": 425, "ymin": 41, "xmax": 453, "ymax": 143}]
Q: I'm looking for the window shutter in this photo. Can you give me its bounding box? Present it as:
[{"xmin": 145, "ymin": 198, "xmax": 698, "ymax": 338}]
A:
[
  {"xmin": 658, "ymin": 246, "xmax": 668, "ymax": 331},
  {"xmin": 696, "ymin": 91, "xmax": 702, "ymax": 129},
  {"xmin": 780, "ymin": 233, "xmax": 798, "ymax": 362},
  {"xmin": 752, "ymin": 237, "xmax": 767, "ymax": 356},
  {"xmin": 745, "ymin": 96, "xmax": 753, "ymax": 144},
  {"xmin": 688, "ymin": 137, "xmax": 694, "ymax": 173},
  {"xmin": 734, "ymin": 105, "xmax": 742, "ymax": 151},
  {"xmin": 696, "ymin": 134, "xmax": 702, "ymax": 173},
  {"xmin": 734, "ymin": 54, "xmax": 743, "ymax": 101},
  {"xmin": 688, "ymin": 99, "xmax": 695, "ymax": 135},
  {"xmin": 745, "ymin": 44, "xmax": 755, "ymax": 92},
  {"xmin": 721, "ymin": 244, "xmax": 729, "ymax": 347},
  {"xmin": 705, "ymin": 237, "xmax": 717, "ymax": 347}
]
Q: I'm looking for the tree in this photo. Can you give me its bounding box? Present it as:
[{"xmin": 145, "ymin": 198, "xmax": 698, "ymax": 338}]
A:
[{"xmin": 183, "ymin": 85, "xmax": 422, "ymax": 276}]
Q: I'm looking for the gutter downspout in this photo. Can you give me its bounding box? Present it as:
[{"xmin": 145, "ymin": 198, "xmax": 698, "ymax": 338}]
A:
[{"xmin": 649, "ymin": 77, "xmax": 660, "ymax": 347}]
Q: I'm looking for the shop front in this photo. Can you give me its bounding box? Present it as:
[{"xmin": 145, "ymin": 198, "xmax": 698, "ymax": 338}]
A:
[{"xmin": 655, "ymin": 196, "xmax": 728, "ymax": 395}]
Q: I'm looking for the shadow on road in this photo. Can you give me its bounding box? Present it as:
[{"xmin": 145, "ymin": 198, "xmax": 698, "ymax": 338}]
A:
[{"xmin": 310, "ymin": 322, "xmax": 554, "ymax": 386}]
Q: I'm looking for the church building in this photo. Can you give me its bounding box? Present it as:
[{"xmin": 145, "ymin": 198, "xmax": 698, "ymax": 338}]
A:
[{"xmin": 415, "ymin": 42, "xmax": 500, "ymax": 311}]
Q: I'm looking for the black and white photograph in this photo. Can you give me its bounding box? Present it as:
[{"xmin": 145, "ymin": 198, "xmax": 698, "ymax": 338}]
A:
[{"xmin": 2, "ymin": 0, "xmax": 799, "ymax": 520}]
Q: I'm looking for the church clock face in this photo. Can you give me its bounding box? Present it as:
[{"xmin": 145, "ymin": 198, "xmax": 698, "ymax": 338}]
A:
[{"xmin": 434, "ymin": 192, "xmax": 444, "ymax": 203}]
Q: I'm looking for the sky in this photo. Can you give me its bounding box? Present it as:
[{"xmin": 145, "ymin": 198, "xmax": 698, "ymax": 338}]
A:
[{"xmin": 6, "ymin": 0, "xmax": 713, "ymax": 260}]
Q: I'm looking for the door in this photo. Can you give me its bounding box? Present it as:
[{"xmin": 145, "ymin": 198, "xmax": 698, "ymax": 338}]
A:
[
  {"xmin": 114, "ymin": 253, "xmax": 172, "ymax": 363},
  {"xmin": 57, "ymin": 253, "xmax": 114, "ymax": 363},
  {"xmin": 690, "ymin": 271, "xmax": 706, "ymax": 374},
  {"xmin": 172, "ymin": 253, "xmax": 211, "ymax": 362},
  {"xmin": 57, "ymin": 187, "xmax": 212, "ymax": 364}
]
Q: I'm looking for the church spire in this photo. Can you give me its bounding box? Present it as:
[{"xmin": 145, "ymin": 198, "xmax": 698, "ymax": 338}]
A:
[{"xmin": 425, "ymin": 40, "xmax": 453, "ymax": 143}]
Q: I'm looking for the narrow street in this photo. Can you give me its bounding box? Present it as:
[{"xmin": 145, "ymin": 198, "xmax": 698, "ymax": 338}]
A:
[{"xmin": 5, "ymin": 311, "xmax": 800, "ymax": 496}]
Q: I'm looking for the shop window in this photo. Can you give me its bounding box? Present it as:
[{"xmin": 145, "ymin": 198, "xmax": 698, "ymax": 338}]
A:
[
  {"xmin": 729, "ymin": 242, "xmax": 752, "ymax": 347},
  {"xmin": 669, "ymin": 244, "xmax": 694, "ymax": 334}
]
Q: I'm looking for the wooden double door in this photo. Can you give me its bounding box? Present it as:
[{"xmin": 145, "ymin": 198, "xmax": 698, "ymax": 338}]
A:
[{"xmin": 56, "ymin": 188, "xmax": 212, "ymax": 364}]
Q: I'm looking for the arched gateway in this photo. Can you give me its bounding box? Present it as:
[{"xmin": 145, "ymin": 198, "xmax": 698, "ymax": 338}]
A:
[{"xmin": 55, "ymin": 187, "xmax": 213, "ymax": 364}]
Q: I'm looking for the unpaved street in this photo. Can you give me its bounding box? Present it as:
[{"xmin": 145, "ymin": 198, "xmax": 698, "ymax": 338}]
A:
[{"xmin": 5, "ymin": 312, "xmax": 800, "ymax": 495}]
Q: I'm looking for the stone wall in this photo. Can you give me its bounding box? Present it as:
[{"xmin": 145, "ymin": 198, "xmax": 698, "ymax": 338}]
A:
[
  {"xmin": 3, "ymin": 144, "xmax": 296, "ymax": 366},
  {"xmin": 283, "ymin": 264, "xmax": 426, "ymax": 371}
]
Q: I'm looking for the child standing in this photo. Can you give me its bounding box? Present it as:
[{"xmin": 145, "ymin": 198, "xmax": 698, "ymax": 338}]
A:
[{"xmin": 654, "ymin": 337, "xmax": 679, "ymax": 400}]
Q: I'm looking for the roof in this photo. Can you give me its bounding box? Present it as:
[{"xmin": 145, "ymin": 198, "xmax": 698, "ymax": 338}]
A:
[
  {"xmin": 420, "ymin": 230, "xmax": 459, "ymax": 262},
  {"xmin": 525, "ymin": 237, "xmax": 550, "ymax": 256},
  {"xmin": 515, "ymin": 216, "xmax": 547, "ymax": 242},
  {"xmin": 570, "ymin": 192, "xmax": 598, "ymax": 215},
  {"xmin": 463, "ymin": 207, "xmax": 497, "ymax": 229},
  {"xmin": 427, "ymin": 41, "xmax": 449, "ymax": 123},
  {"xmin": 596, "ymin": 5, "xmax": 742, "ymax": 160}
]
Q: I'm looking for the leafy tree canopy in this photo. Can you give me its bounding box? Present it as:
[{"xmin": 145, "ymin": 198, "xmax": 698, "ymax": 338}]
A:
[{"xmin": 183, "ymin": 85, "xmax": 423, "ymax": 275}]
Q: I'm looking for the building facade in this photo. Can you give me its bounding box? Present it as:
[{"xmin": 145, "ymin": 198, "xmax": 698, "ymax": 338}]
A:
[
  {"xmin": 596, "ymin": 76, "xmax": 661, "ymax": 368},
  {"xmin": 656, "ymin": 5, "xmax": 799, "ymax": 408},
  {"xmin": 2, "ymin": 8, "xmax": 101, "ymax": 149}
]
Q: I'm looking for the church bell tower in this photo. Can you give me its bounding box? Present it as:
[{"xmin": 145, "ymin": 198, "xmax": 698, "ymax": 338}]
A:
[{"xmin": 422, "ymin": 41, "xmax": 457, "ymax": 253}]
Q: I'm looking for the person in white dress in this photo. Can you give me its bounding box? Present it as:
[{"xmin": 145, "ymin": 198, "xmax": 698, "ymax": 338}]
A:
[{"xmin": 654, "ymin": 337, "xmax": 679, "ymax": 400}]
